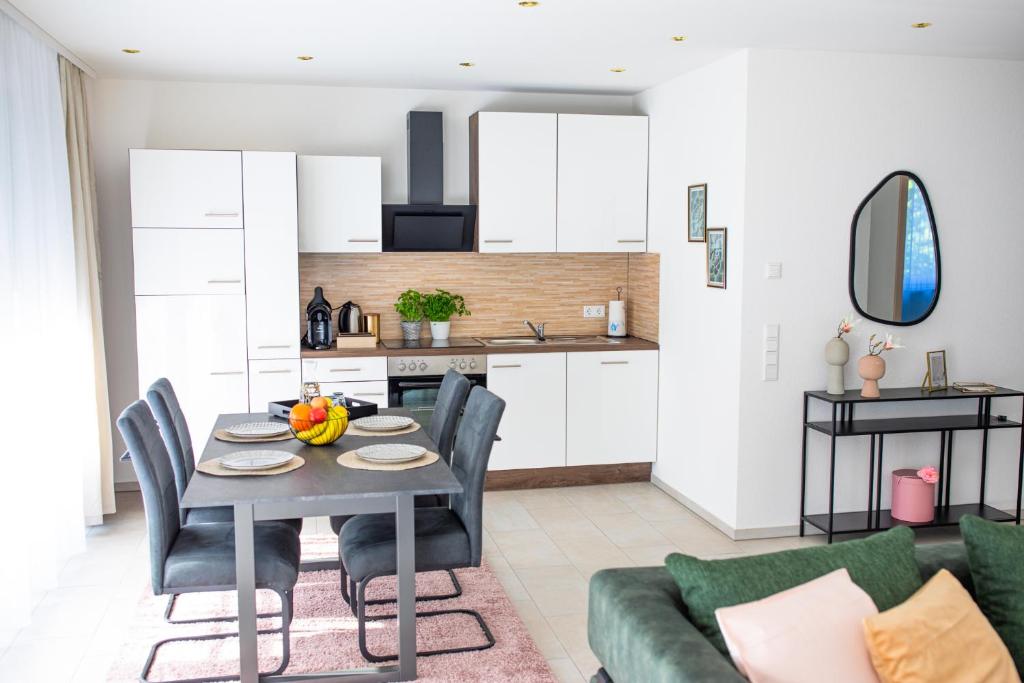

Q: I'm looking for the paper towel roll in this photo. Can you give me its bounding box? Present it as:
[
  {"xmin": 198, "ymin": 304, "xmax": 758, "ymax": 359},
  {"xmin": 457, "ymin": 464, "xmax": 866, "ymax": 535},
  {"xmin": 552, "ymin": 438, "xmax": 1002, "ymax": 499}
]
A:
[{"xmin": 608, "ymin": 300, "xmax": 626, "ymax": 337}]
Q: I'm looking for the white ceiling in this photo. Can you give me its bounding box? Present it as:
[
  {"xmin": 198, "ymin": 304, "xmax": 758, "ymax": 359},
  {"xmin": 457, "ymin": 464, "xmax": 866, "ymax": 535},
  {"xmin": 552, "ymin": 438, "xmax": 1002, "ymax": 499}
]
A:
[{"xmin": 12, "ymin": 0, "xmax": 1024, "ymax": 94}]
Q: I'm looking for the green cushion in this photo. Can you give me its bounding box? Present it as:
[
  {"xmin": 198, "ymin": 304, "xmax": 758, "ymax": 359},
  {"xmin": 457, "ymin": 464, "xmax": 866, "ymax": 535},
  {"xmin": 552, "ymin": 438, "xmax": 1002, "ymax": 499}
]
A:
[
  {"xmin": 960, "ymin": 514, "xmax": 1024, "ymax": 671},
  {"xmin": 664, "ymin": 526, "xmax": 922, "ymax": 655}
]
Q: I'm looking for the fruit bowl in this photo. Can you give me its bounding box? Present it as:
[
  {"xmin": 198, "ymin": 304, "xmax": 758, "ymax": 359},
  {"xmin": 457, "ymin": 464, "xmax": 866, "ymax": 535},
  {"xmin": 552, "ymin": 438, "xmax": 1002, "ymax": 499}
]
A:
[{"xmin": 289, "ymin": 397, "xmax": 349, "ymax": 446}]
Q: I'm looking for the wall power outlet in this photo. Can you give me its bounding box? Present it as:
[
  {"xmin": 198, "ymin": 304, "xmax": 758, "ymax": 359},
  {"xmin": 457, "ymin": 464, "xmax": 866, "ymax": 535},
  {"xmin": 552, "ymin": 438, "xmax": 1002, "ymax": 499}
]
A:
[{"xmin": 583, "ymin": 305, "xmax": 606, "ymax": 318}]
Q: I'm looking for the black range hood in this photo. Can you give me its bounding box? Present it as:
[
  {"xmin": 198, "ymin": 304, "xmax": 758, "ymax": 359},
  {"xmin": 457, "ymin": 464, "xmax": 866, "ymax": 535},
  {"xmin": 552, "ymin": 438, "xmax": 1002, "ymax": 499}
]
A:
[{"xmin": 382, "ymin": 111, "xmax": 476, "ymax": 252}]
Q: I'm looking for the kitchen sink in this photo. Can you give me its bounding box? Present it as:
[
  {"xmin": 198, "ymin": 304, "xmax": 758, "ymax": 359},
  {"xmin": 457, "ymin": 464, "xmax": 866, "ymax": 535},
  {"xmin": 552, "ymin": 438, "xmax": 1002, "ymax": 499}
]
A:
[{"xmin": 476, "ymin": 336, "xmax": 625, "ymax": 346}]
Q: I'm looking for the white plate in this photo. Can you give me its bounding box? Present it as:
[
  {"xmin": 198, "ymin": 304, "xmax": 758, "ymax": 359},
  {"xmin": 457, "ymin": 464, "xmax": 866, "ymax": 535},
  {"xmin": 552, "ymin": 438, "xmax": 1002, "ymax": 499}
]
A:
[
  {"xmin": 352, "ymin": 415, "xmax": 415, "ymax": 432},
  {"xmin": 219, "ymin": 450, "xmax": 294, "ymax": 471},
  {"xmin": 355, "ymin": 444, "xmax": 426, "ymax": 464},
  {"xmin": 226, "ymin": 421, "xmax": 291, "ymax": 437}
]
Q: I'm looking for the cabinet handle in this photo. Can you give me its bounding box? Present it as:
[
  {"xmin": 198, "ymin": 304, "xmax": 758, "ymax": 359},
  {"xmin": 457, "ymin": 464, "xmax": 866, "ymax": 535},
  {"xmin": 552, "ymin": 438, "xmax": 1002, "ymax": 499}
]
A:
[
  {"xmin": 617, "ymin": 239, "xmax": 645, "ymax": 243},
  {"xmin": 491, "ymin": 364, "xmax": 522, "ymax": 369},
  {"xmin": 204, "ymin": 211, "xmax": 239, "ymax": 217},
  {"xmin": 258, "ymin": 369, "xmax": 294, "ymax": 375},
  {"xmin": 207, "ymin": 279, "xmax": 241, "ymax": 284},
  {"xmin": 257, "ymin": 344, "xmax": 292, "ymax": 349},
  {"xmin": 483, "ymin": 239, "xmax": 513, "ymax": 244},
  {"xmin": 210, "ymin": 371, "xmax": 244, "ymax": 376},
  {"xmin": 330, "ymin": 368, "xmax": 363, "ymax": 373},
  {"xmin": 347, "ymin": 238, "xmax": 380, "ymax": 243},
  {"xmin": 601, "ymin": 361, "xmax": 630, "ymax": 365},
  {"xmin": 353, "ymin": 392, "xmax": 385, "ymax": 397}
]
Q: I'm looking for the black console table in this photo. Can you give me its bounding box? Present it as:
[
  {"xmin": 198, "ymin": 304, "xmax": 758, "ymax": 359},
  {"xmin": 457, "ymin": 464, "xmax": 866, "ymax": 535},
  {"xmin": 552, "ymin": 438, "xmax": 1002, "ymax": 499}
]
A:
[{"xmin": 800, "ymin": 386, "xmax": 1024, "ymax": 543}]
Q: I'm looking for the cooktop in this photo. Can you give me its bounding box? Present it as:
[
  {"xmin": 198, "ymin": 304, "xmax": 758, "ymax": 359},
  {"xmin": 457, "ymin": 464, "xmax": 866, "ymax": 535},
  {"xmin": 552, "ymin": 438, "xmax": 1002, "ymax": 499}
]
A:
[{"xmin": 380, "ymin": 337, "xmax": 485, "ymax": 350}]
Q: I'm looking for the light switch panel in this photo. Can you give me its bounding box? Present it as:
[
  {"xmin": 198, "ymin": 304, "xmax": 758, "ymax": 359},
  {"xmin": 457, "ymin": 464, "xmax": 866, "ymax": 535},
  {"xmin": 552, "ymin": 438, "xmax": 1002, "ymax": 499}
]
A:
[
  {"xmin": 763, "ymin": 324, "xmax": 780, "ymax": 381},
  {"xmin": 765, "ymin": 262, "xmax": 783, "ymax": 279}
]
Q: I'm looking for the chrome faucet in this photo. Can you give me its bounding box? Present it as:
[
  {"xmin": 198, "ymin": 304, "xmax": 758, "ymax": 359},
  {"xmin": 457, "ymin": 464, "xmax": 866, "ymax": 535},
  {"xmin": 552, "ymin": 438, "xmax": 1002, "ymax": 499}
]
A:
[{"xmin": 523, "ymin": 320, "xmax": 546, "ymax": 341}]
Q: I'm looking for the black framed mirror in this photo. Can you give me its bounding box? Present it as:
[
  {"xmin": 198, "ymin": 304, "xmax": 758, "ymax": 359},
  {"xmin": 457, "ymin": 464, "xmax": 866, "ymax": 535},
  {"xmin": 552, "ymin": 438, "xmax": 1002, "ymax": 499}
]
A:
[{"xmin": 849, "ymin": 170, "xmax": 940, "ymax": 325}]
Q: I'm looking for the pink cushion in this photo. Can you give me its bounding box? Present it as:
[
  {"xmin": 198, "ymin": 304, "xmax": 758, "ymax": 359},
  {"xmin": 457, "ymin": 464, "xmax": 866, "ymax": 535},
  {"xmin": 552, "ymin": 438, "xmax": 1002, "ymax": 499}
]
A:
[{"xmin": 714, "ymin": 568, "xmax": 879, "ymax": 683}]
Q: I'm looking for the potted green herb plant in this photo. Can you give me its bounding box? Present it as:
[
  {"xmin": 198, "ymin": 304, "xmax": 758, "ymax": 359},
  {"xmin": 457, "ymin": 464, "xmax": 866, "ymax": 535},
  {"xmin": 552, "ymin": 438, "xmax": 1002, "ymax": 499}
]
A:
[
  {"xmin": 394, "ymin": 289, "xmax": 425, "ymax": 341},
  {"xmin": 422, "ymin": 289, "xmax": 470, "ymax": 341}
]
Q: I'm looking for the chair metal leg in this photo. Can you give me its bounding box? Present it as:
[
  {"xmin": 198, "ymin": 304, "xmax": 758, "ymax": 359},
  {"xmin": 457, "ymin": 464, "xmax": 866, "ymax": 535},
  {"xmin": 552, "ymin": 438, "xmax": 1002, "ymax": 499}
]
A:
[
  {"xmin": 355, "ymin": 576, "xmax": 495, "ymax": 663},
  {"xmin": 142, "ymin": 589, "xmax": 292, "ymax": 683},
  {"xmin": 163, "ymin": 592, "xmax": 282, "ymax": 625},
  {"xmin": 341, "ymin": 568, "xmax": 461, "ymax": 610}
]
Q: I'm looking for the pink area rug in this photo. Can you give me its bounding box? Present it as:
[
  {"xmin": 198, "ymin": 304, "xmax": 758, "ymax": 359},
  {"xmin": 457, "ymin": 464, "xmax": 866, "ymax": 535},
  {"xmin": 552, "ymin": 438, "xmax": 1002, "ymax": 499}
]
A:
[{"xmin": 107, "ymin": 535, "xmax": 556, "ymax": 682}]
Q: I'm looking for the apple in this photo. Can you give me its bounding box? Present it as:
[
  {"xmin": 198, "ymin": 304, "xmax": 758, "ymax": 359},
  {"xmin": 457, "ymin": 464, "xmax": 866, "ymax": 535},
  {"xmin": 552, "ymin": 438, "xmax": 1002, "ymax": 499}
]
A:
[{"xmin": 310, "ymin": 407, "xmax": 327, "ymax": 423}]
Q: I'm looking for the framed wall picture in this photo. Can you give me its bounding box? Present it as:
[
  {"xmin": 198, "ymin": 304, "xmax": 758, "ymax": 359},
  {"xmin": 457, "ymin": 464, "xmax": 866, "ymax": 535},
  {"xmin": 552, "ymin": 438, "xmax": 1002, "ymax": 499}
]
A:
[
  {"xmin": 706, "ymin": 227, "xmax": 727, "ymax": 288},
  {"xmin": 924, "ymin": 349, "xmax": 948, "ymax": 391},
  {"xmin": 688, "ymin": 183, "xmax": 707, "ymax": 242}
]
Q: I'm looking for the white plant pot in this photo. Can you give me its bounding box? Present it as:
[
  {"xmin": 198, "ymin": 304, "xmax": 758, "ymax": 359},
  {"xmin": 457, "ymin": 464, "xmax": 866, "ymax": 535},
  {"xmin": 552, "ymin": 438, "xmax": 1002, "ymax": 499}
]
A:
[{"xmin": 430, "ymin": 321, "xmax": 451, "ymax": 341}]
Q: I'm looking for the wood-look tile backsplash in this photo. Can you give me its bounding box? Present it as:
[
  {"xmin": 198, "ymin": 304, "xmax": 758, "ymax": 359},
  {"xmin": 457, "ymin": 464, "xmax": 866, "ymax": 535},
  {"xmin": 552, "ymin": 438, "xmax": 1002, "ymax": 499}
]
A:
[{"xmin": 299, "ymin": 252, "xmax": 659, "ymax": 342}]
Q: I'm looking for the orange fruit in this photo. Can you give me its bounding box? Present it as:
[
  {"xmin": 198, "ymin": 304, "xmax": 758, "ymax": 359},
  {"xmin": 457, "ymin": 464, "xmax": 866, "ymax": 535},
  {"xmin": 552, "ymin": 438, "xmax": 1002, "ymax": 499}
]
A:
[{"xmin": 289, "ymin": 403, "xmax": 313, "ymax": 431}]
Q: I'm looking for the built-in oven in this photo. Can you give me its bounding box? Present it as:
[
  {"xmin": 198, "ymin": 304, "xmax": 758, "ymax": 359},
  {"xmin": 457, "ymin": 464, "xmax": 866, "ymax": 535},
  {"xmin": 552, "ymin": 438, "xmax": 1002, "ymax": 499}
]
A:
[{"xmin": 387, "ymin": 355, "xmax": 487, "ymax": 435}]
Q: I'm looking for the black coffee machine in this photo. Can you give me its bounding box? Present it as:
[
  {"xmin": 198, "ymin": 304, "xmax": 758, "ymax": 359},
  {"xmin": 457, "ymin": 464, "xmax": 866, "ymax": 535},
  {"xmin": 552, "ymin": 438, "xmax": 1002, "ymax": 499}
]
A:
[{"xmin": 304, "ymin": 287, "xmax": 334, "ymax": 349}]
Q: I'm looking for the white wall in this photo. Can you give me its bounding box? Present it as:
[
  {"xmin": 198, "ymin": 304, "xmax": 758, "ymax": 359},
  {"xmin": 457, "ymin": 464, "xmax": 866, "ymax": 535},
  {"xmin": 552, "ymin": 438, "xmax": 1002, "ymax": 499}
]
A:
[
  {"xmin": 736, "ymin": 50, "xmax": 1024, "ymax": 532},
  {"xmin": 91, "ymin": 79, "xmax": 634, "ymax": 482},
  {"xmin": 635, "ymin": 51, "xmax": 749, "ymax": 528}
]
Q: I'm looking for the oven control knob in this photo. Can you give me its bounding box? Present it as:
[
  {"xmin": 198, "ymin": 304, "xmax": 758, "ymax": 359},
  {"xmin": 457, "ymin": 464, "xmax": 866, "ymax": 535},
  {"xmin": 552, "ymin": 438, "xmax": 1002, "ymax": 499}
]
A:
[
  {"xmin": 408, "ymin": 363, "xmax": 417, "ymax": 372},
  {"xmin": 459, "ymin": 361, "xmax": 467, "ymax": 370},
  {"xmin": 418, "ymin": 362, "xmax": 428, "ymax": 371},
  {"xmin": 469, "ymin": 360, "xmax": 477, "ymax": 370},
  {"xmin": 449, "ymin": 359, "xmax": 456, "ymax": 367},
  {"xmin": 398, "ymin": 362, "xmax": 407, "ymax": 371}
]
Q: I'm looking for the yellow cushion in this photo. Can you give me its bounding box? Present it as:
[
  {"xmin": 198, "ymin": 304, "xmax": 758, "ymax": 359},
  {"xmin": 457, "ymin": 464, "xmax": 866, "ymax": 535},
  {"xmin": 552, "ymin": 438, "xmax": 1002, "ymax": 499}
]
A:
[{"xmin": 863, "ymin": 568, "xmax": 1020, "ymax": 683}]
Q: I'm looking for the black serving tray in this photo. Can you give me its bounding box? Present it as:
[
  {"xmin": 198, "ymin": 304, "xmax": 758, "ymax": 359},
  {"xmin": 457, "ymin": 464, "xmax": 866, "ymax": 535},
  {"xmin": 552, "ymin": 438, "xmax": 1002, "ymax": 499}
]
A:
[{"xmin": 268, "ymin": 397, "xmax": 379, "ymax": 421}]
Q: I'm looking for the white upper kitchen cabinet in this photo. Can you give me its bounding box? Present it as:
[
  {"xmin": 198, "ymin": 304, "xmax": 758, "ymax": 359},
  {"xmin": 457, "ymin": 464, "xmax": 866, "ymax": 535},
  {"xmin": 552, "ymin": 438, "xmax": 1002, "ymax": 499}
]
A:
[
  {"xmin": 487, "ymin": 353, "xmax": 566, "ymax": 470},
  {"xmin": 556, "ymin": 115, "xmax": 649, "ymax": 252},
  {"xmin": 129, "ymin": 149, "xmax": 243, "ymax": 228},
  {"xmin": 297, "ymin": 155, "xmax": 382, "ymax": 252},
  {"xmin": 566, "ymin": 350, "xmax": 658, "ymax": 466},
  {"xmin": 242, "ymin": 152, "xmax": 300, "ymax": 359},
  {"xmin": 133, "ymin": 228, "xmax": 245, "ymax": 296},
  {"xmin": 135, "ymin": 294, "xmax": 250, "ymax": 453},
  {"xmin": 472, "ymin": 112, "xmax": 557, "ymax": 253}
]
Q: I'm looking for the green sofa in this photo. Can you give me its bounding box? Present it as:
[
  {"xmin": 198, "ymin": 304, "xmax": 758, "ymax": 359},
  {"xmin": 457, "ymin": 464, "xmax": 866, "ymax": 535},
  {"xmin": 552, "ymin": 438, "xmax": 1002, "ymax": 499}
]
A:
[{"xmin": 586, "ymin": 542, "xmax": 973, "ymax": 683}]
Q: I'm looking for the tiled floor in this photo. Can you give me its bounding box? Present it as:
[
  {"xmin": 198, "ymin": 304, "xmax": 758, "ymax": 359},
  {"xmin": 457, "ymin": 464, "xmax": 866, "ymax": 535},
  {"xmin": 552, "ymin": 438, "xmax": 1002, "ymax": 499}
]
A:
[{"xmin": 2, "ymin": 482, "xmax": 951, "ymax": 682}]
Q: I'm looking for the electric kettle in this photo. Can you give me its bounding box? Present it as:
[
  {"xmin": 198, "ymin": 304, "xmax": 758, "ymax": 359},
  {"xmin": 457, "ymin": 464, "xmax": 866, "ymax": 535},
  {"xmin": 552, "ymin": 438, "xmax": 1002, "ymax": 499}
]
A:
[
  {"xmin": 304, "ymin": 287, "xmax": 334, "ymax": 349},
  {"xmin": 338, "ymin": 301, "xmax": 364, "ymax": 334}
]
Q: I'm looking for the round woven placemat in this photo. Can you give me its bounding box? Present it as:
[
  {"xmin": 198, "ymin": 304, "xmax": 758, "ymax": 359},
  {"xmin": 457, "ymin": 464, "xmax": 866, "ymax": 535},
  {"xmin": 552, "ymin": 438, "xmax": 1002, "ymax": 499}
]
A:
[
  {"xmin": 345, "ymin": 421, "xmax": 422, "ymax": 437},
  {"xmin": 214, "ymin": 428, "xmax": 293, "ymax": 444},
  {"xmin": 337, "ymin": 450, "xmax": 439, "ymax": 471},
  {"xmin": 196, "ymin": 455, "xmax": 305, "ymax": 477}
]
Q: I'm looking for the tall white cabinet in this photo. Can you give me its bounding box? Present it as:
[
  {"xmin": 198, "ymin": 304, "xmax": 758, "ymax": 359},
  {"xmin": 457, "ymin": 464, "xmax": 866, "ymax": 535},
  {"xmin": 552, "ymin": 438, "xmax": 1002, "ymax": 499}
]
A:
[
  {"xmin": 131, "ymin": 149, "xmax": 300, "ymax": 456},
  {"xmin": 556, "ymin": 115, "xmax": 649, "ymax": 252},
  {"xmin": 471, "ymin": 112, "xmax": 558, "ymax": 253}
]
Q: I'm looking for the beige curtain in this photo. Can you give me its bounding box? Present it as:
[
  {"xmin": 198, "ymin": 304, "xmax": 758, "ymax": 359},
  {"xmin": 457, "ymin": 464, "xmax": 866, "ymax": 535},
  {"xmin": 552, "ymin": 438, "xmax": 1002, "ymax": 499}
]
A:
[{"xmin": 59, "ymin": 55, "xmax": 115, "ymax": 523}]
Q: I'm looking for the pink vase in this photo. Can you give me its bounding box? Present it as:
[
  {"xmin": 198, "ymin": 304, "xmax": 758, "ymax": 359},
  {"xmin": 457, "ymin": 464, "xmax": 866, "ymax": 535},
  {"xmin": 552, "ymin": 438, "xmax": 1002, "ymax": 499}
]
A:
[
  {"xmin": 891, "ymin": 469, "xmax": 936, "ymax": 523},
  {"xmin": 858, "ymin": 355, "xmax": 886, "ymax": 398}
]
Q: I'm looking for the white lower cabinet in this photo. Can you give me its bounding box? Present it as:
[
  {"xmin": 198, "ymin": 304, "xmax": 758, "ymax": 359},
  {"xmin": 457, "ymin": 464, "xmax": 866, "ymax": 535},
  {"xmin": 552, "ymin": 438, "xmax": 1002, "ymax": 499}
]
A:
[
  {"xmin": 248, "ymin": 359, "xmax": 301, "ymax": 412},
  {"xmin": 566, "ymin": 350, "xmax": 658, "ymax": 466},
  {"xmin": 135, "ymin": 294, "xmax": 249, "ymax": 454},
  {"xmin": 318, "ymin": 380, "xmax": 389, "ymax": 408},
  {"xmin": 487, "ymin": 353, "xmax": 567, "ymax": 470}
]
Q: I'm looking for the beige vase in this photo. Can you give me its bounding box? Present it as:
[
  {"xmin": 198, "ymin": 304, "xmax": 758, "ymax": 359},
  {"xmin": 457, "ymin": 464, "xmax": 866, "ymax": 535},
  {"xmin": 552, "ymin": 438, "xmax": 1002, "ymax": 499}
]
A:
[{"xmin": 858, "ymin": 354, "xmax": 886, "ymax": 398}]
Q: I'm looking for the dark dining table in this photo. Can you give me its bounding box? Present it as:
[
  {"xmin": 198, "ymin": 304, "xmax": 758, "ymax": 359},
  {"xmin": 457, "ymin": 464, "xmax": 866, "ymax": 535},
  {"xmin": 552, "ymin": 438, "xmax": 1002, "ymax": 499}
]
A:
[{"xmin": 181, "ymin": 408, "xmax": 462, "ymax": 683}]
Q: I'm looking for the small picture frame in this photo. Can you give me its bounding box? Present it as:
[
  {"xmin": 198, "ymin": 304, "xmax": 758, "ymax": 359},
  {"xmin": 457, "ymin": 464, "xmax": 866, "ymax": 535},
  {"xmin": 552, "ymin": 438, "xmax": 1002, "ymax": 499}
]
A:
[
  {"xmin": 706, "ymin": 228, "xmax": 727, "ymax": 288},
  {"xmin": 924, "ymin": 350, "xmax": 948, "ymax": 391},
  {"xmin": 688, "ymin": 183, "xmax": 707, "ymax": 242}
]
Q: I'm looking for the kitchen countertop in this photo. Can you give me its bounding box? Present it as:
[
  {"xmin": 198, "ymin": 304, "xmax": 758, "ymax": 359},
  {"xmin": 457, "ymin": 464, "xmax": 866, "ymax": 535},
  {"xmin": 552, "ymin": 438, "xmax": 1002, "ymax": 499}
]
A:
[{"xmin": 300, "ymin": 336, "xmax": 659, "ymax": 358}]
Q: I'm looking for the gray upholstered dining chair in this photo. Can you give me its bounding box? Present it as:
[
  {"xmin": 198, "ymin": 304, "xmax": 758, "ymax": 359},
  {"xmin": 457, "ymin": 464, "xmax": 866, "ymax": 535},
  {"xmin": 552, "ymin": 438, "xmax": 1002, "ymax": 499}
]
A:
[
  {"xmin": 338, "ymin": 385, "xmax": 505, "ymax": 662},
  {"xmin": 147, "ymin": 378, "xmax": 301, "ymax": 528},
  {"xmin": 117, "ymin": 400, "xmax": 301, "ymax": 683},
  {"xmin": 331, "ymin": 369, "xmax": 470, "ymax": 605}
]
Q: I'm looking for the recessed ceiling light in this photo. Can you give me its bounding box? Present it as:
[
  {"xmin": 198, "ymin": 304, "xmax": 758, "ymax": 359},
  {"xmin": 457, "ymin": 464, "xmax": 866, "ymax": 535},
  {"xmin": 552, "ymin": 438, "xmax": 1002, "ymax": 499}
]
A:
[
  {"xmin": 459, "ymin": 62, "xmax": 476, "ymax": 67},
  {"xmin": 297, "ymin": 55, "xmax": 314, "ymax": 61},
  {"xmin": 518, "ymin": 1, "xmax": 540, "ymax": 7},
  {"xmin": 610, "ymin": 67, "xmax": 626, "ymax": 73},
  {"xmin": 911, "ymin": 22, "xmax": 933, "ymax": 28},
  {"xmin": 671, "ymin": 35, "xmax": 688, "ymax": 42},
  {"xmin": 121, "ymin": 48, "xmax": 141, "ymax": 54}
]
